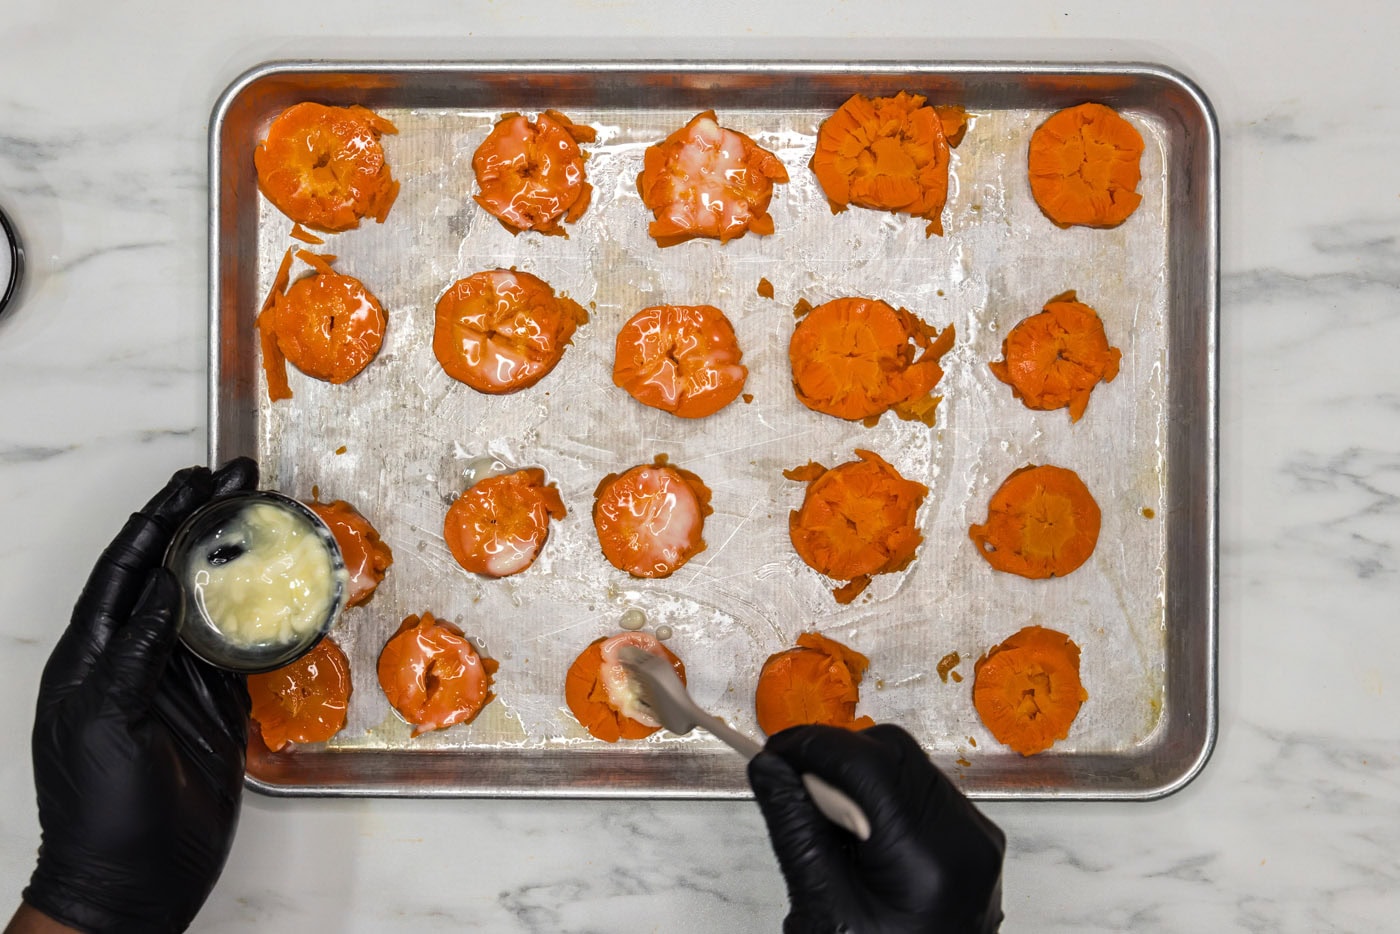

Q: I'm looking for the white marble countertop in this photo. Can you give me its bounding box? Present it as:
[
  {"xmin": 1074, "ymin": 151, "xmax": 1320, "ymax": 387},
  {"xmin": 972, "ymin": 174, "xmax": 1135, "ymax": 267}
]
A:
[{"xmin": 2, "ymin": 2, "xmax": 1397, "ymax": 931}]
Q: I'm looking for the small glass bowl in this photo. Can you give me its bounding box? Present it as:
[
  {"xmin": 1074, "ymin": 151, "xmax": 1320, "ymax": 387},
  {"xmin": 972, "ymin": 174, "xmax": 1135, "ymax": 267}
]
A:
[
  {"xmin": 0, "ymin": 204, "xmax": 23, "ymax": 323},
  {"xmin": 165, "ymin": 490, "xmax": 347, "ymax": 674}
]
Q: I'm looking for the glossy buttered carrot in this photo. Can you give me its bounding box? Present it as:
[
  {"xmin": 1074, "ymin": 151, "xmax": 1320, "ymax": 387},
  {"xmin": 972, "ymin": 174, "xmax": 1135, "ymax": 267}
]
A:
[
  {"xmin": 786, "ymin": 450, "xmax": 927, "ymax": 604},
  {"xmin": 973, "ymin": 625, "xmax": 1088, "ymax": 756},
  {"xmin": 789, "ymin": 297, "xmax": 955, "ymax": 426},
  {"xmin": 433, "ymin": 269, "xmax": 588, "ymax": 394},
  {"xmin": 1028, "ymin": 102, "xmax": 1144, "ymax": 229},
  {"xmin": 593, "ymin": 459, "xmax": 712, "ymax": 579},
  {"xmin": 755, "ymin": 632, "xmax": 876, "ymax": 736},
  {"xmin": 248, "ymin": 637, "xmax": 352, "ymax": 752},
  {"xmin": 989, "ymin": 290, "xmax": 1122, "ymax": 422},
  {"xmin": 377, "ymin": 612, "xmax": 498, "ymax": 737},
  {"xmin": 636, "ymin": 111, "xmax": 789, "ymax": 246},
  {"xmin": 256, "ymin": 250, "xmax": 386, "ymax": 403},
  {"xmin": 443, "ymin": 468, "xmax": 566, "ymax": 578},
  {"xmin": 565, "ymin": 631, "xmax": 687, "ymax": 742},
  {"xmin": 254, "ymin": 102, "xmax": 400, "ymax": 233},
  {"xmin": 613, "ymin": 304, "xmax": 748, "ymax": 418},
  {"xmin": 306, "ymin": 499, "xmax": 394, "ymax": 607},
  {"xmin": 811, "ymin": 92, "xmax": 968, "ymax": 237},
  {"xmin": 969, "ymin": 465, "xmax": 1101, "ymax": 579},
  {"xmin": 473, "ymin": 110, "xmax": 596, "ymax": 236}
]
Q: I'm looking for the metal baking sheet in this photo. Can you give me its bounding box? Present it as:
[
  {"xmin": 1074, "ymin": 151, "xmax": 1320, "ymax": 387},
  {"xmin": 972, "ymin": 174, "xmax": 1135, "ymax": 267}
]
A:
[{"xmin": 210, "ymin": 61, "xmax": 1217, "ymax": 799}]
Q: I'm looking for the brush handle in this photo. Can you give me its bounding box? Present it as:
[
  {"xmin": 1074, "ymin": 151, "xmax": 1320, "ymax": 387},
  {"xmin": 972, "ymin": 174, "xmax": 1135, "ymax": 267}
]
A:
[
  {"xmin": 797, "ymin": 774, "xmax": 872, "ymax": 842},
  {"xmin": 695, "ymin": 710, "xmax": 872, "ymax": 842},
  {"xmin": 699, "ymin": 712, "xmax": 764, "ymax": 758}
]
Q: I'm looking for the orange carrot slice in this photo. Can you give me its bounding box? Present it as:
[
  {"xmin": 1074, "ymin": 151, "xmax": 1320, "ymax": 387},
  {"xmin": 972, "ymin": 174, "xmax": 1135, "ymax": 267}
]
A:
[
  {"xmin": 973, "ymin": 625, "xmax": 1088, "ymax": 756},
  {"xmin": 989, "ymin": 290, "xmax": 1122, "ymax": 422},
  {"xmin": 786, "ymin": 450, "xmax": 927, "ymax": 603},
  {"xmin": 969, "ymin": 465, "xmax": 1101, "ymax": 579},
  {"xmin": 811, "ymin": 92, "xmax": 964, "ymax": 236},
  {"xmin": 1028, "ymin": 102, "xmax": 1144, "ymax": 229},
  {"xmin": 248, "ymin": 637, "xmax": 351, "ymax": 752},
  {"xmin": 473, "ymin": 110, "xmax": 596, "ymax": 236},
  {"xmin": 789, "ymin": 296, "xmax": 954, "ymax": 426},
  {"xmin": 254, "ymin": 102, "xmax": 399, "ymax": 232},
  {"xmin": 636, "ymin": 111, "xmax": 789, "ymax": 246},
  {"xmin": 613, "ymin": 304, "xmax": 748, "ymax": 419},
  {"xmin": 256, "ymin": 251, "xmax": 385, "ymax": 401},
  {"xmin": 443, "ymin": 468, "xmax": 566, "ymax": 578},
  {"xmin": 377, "ymin": 612, "xmax": 498, "ymax": 737},
  {"xmin": 565, "ymin": 632, "xmax": 686, "ymax": 742},
  {"xmin": 755, "ymin": 632, "xmax": 876, "ymax": 735},
  {"xmin": 306, "ymin": 499, "xmax": 393, "ymax": 607},
  {"xmin": 593, "ymin": 459, "xmax": 712, "ymax": 578},
  {"xmin": 433, "ymin": 269, "xmax": 588, "ymax": 394}
]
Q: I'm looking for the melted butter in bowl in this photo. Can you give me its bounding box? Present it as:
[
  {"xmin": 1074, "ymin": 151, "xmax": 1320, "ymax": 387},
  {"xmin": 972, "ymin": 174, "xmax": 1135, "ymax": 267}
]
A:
[{"xmin": 167, "ymin": 492, "xmax": 348, "ymax": 673}]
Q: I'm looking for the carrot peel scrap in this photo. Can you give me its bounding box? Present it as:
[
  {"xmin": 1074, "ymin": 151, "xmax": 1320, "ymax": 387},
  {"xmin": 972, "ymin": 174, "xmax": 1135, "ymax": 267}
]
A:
[{"xmin": 255, "ymin": 248, "xmax": 296, "ymax": 402}]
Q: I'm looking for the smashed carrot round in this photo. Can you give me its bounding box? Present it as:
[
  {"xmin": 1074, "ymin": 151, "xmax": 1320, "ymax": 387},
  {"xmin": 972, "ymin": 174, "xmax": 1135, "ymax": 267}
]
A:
[
  {"xmin": 613, "ymin": 304, "xmax": 748, "ymax": 418},
  {"xmin": 973, "ymin": 625, "xmax": 1088, "ymax": 756},
  {"xmin": 593, "ymin": 460, "xmax": 712, "ymax": 579},
  {"xmin": 1028, "ymin": 102, "xmax": 1144, "ymax": 229},
  {"xmin": 565, "ymin": 632, "xmax": 686, "ymax": 742},
  {"xmin": 444, "ymin": 468, "xmax": 566, "ymax": 578},
  {"xmin": 789, "ymin": 297, "xmax": 955, "ymax": 426},
  {"xmin": 969, "ymin": 465, "xmax": 1101, "ymax": 579},
  {"xmin": 256, "ymin": 251, "xmax": 386, "ymax": 400},
  {"xmin": 989, "ymin": 290, "xmax": 1122, "ymax": 422},
  {"xmin": 755, "ymin": 632, "xmax": 876, "ymax": 736},
  {"xmin": 306, "ymin": 499, "xmax": 393, "ymax": 607},
  {"xmin": 787, "ymin": 450, "xmax": 928, "ymax": 604},
  {"xmin": 377, "ymin": 612, "xmax": 498, "ymax": 737},
  {"xmin": 811, "ymin": 92, "xmax": 966, "ymax": 237},
  {"xmin": 433, "ymin": 269, "xmax": 588, "ymax": 394},
  {"xmin": 248, "ymin": 637, "xmax": 351, "ymax": 752},
  {"xmin": 254, "ymin": 102, "xmax": 400, "ymax": 233},
  {"xmin": 636, "ymin": 110, "xmax": 789, "ymax": 246},
  {"xmin": 473, "ymin": 110, "xmax": 596, "ymax": 236}
]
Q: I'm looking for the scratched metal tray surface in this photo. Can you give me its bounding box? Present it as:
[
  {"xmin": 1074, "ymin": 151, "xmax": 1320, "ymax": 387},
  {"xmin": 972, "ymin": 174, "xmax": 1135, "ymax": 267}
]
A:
[{"xmin": 209, "ymin": 61, "xmax": 1217, "ymax": 799}]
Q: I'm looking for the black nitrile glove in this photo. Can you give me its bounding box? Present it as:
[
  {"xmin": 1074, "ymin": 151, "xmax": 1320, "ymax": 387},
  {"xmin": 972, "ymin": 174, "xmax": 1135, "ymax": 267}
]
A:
[
  {"xmin": 23, "ymin": 459, "xmax": 258, "ymax": 934},
  {"xmin": 749, "ymin": 724, "xmax": 1005, "ymax": 934}
]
